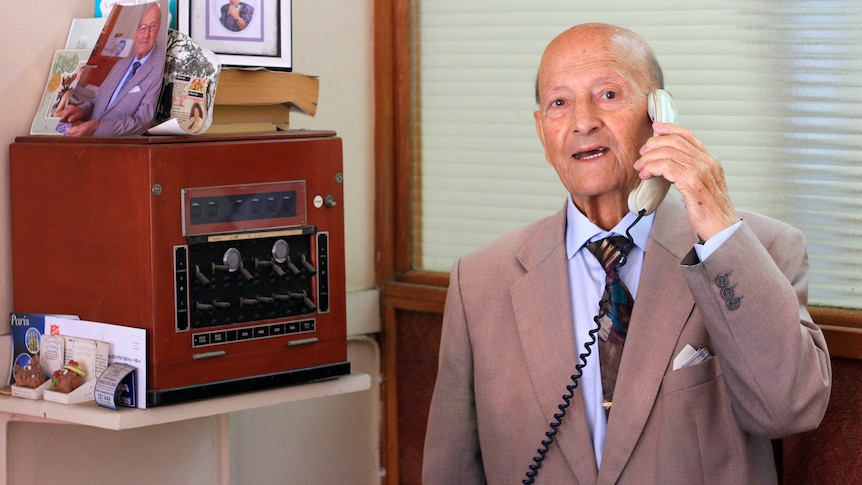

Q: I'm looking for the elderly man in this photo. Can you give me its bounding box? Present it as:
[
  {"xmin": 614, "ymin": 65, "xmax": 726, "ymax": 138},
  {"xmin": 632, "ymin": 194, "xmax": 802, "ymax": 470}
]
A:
[
  {"xmin": 422, "ymin": 23, "xmax": 831, "ymax": 484},
  {"xmin": 60, "ymin": 1, "xmax": 165, "ymax": 137}
]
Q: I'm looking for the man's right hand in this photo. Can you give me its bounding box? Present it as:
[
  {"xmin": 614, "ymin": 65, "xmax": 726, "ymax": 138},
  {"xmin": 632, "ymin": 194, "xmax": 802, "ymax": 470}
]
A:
[
  {"xmin": 64, "ymin": 120, "xmax": 100, "ymax": 137},
  {"xmin": 58, "ymin": 104, "xmax": 84, "ymax": 123}
]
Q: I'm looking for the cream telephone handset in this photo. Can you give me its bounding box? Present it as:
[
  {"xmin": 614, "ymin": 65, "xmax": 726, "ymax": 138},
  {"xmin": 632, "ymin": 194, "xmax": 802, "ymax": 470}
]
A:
[{"xmin": 627, "ymin": 89, "xmax": 677, "ymax": 215}]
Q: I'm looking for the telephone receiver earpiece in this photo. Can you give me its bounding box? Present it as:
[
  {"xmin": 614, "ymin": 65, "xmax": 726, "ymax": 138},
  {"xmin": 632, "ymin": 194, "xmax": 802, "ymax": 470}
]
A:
[
  {"xmin": 627, "ymin": 89, "xmax": 677, "ymax": 215},
  {"xmin": 647, "ymin": 88, "xmax": 677, "ymax": 126}
]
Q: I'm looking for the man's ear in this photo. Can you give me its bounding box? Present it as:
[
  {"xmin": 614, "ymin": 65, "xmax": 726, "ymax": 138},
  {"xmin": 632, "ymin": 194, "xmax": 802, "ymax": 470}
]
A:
[
  {"xmin": 533, "ymin": 110, "xmax": 545, "ymax": 146},
  {"xmin": 533, "ymin": 110, "xmax": 551, "ymax": 164}
]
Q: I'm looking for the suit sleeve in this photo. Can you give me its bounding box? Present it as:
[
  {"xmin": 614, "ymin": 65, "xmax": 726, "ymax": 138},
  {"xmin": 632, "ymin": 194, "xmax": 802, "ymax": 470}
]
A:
[
  {"xmin": 680, "ymin": 221, "xmax": 831, "ymax": 438},
  {"xmin": 77, "ymin": 99, "xmax": 96, "ymax": 120},
  {"xmin": 422, "ymin": 260, "xmax": 486, "ymax": 485}
]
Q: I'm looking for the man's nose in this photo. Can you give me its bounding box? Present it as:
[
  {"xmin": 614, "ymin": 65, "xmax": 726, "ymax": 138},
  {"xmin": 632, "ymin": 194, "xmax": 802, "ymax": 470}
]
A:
[{"xmin": 570, "ymin": 101, "xmax": 600, "ymax": 134}]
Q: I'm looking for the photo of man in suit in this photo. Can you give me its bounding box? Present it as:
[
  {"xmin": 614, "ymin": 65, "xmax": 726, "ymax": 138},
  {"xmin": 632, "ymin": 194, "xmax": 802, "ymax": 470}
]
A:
[
  {"xmin": 422, "ymin": 23, "xmax": 831, "ymax": 484},
  {"xmin": 58, "ymin": 1, "xmax": 165, "ymax": 137}
]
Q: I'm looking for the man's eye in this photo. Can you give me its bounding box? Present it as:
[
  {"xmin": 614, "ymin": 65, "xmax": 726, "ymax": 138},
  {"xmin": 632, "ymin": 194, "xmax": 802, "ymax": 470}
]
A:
[
  {"xmin": 551, "ymin": 99, "xmax": 565, "ymax": 107},
  {"xmin": 602, "ymin": 91, "xmax": 617, "ymax": 100}
]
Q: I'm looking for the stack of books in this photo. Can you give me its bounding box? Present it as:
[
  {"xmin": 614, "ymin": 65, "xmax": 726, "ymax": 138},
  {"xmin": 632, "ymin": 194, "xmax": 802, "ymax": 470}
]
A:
[{"xmin": 209, "ymin": 69, "xmax": 320, "ymax": 134}]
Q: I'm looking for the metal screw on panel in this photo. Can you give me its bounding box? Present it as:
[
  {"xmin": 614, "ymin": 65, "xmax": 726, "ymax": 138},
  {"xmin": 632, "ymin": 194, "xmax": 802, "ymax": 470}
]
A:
[
  {"xmin": 152, "ymin": 184, "xmax": 163, "ymax": 196},
  {"xmin": 335, "ymin": 173, "xmax": 343, "ymax": 184}
]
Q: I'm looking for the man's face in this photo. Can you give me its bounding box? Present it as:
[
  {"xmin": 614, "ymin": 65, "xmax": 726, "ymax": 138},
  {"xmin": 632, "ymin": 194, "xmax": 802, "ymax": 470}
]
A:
[
  {"xmin": 534, "ymin": 27, "xmax": 654, "ymax": 211},
  {"xmin": 135, "ymin": 5, "xmax": 161, "ymax": 58}
]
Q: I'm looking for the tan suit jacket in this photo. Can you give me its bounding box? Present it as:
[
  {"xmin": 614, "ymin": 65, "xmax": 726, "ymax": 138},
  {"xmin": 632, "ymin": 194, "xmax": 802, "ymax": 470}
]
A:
[
  {"xmin": 79, "ymin": 46, "xmax": 166, "ymax": 137},
  {"xmin": 423, "ymin": 195, "xmax": 831, "ymax": 484}
]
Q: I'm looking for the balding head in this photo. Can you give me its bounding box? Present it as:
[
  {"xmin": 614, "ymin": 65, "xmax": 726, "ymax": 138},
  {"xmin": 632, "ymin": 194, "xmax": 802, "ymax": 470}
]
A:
[
  {"xmin": 135, "ymin": 2, "xmax": 162, "ymax": 58},
  {"xmin": 535, "ymin": 23, "xmax": 663, "ymax": 104}
]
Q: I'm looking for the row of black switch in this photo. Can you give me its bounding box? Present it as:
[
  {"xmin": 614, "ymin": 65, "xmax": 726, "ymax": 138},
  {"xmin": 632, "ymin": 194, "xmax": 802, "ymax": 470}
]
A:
[{"xmin": 192, "ymin": 318, "xmax": 316, "ymax": 348}]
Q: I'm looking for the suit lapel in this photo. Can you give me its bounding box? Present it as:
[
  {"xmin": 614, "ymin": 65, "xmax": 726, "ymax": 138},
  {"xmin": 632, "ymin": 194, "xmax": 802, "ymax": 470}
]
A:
[
  {"xmin": 511, "ymin": 208, "xmax": 599, "ymax": 483},
  {"xmin": 598, "ymin": 196, "xmax": 698, "ymax": 482},
  {"xmin": 93, "ymin": 56, "xmax": 134, "ymax": 117},
  {"xmin": 104, "ymin": 58, "xmax": 150, "ymax": 116}
]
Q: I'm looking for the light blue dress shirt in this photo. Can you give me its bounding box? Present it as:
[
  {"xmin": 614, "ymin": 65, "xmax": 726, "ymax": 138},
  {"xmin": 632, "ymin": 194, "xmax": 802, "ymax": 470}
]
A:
[{"xmin": 564, "ymin": 194, "xmax": 740, "ymax": 467}]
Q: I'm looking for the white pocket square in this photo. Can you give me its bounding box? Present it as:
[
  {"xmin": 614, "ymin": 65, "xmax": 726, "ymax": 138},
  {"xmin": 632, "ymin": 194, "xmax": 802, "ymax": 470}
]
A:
[
  {"xmin": 673, "ymin": 344, "xmax": 713, "ymax": 370},
  {"xmin": 129, "ymin": 86, "xmax": 142, "ymax": 93}
]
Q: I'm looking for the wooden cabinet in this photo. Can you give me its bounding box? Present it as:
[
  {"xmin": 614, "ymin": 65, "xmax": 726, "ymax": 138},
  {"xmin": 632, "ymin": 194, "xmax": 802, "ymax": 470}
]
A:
[{"xmin": 10, "ymin": 131, "xmax": 349, "ymax": 406}]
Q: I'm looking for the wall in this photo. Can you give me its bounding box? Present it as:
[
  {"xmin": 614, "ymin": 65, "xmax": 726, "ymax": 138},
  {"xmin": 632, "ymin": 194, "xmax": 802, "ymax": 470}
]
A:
[{"xmin": 1, "ymin": 1, "xmax": 379, "ymax": 483}]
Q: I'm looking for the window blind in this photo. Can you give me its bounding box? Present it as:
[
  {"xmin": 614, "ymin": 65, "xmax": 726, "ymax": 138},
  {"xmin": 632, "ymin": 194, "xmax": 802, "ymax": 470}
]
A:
[{"xmin": 413, "ymin": 0, "xmax": 862, "ymax": 308}]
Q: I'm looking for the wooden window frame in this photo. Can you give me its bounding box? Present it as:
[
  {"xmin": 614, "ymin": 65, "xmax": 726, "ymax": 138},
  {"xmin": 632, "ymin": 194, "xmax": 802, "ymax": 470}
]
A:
[{"xmin": 374, "ymin": 2, "xmax": 449, "ymax": 483}]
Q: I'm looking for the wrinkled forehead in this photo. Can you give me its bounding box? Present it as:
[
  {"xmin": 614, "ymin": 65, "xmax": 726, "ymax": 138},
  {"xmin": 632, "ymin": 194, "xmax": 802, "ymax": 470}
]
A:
[
  {"xmin": 538, "ymin": 26, "xmax": 653, "ymax": 90},
  {"xmin": 140, "ymin": 4, "xmax": 161, "ymax": 25}
]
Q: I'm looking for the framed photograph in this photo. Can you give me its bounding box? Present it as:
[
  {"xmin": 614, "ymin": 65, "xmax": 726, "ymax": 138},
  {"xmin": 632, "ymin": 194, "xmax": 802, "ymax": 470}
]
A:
[{"xmin": 179, "ymin": 0, "xmax": 292, "ymax": 70}]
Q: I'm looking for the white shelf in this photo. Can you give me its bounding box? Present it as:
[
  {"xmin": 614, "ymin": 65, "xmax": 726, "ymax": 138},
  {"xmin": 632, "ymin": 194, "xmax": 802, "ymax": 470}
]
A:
[{"xmin": 0, "ymin": 373, "xmax": 371, "ymax": 431}]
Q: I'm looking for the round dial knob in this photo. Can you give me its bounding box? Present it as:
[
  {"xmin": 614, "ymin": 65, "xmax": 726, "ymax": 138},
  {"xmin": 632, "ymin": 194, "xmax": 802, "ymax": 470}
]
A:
[
  {"xmin": 223, "ymin": 247, "xmax": 243, "ymax": 272},
  {"xmin": 271, "ymin": 239, "xmax": 289, "ymax": 263}
]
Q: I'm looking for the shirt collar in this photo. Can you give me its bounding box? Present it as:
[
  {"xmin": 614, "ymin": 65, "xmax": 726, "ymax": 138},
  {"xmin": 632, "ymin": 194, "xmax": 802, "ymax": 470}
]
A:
[
  {"xmin": 564, "ymin": 193, "xmax": 654, "ymax": 259},
  {"xmin": 135, "ymin": 48, "xmax": 153, "ymax": 64}
]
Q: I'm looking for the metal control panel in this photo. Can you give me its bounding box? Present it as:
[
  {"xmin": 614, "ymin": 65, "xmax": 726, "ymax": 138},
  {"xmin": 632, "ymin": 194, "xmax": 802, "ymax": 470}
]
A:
[{"xmin": 174, "ymin": 228, "xmax": 330, "ymax": 331}]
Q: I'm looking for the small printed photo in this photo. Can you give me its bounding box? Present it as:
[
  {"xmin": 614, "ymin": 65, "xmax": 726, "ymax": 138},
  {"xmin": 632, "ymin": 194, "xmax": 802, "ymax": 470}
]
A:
[
  {"xmin": 25, "ymin": 327, "xmax": 41, "ymax": 354},
  {"xmin": 106, "ymin": 38, "xmax": 132, "ymax": 58},
  {"xmin": 189, "ymin": 76, "xmax": 207, "ymax": 93},
  {"xmin": 182, "ymin": 99, "xmax": 207, "ymax": 133},
  {"xmin": 217, "ymin": 0, "xmax": 256, "ymax": 33},
  {"xmin": 45, "ymin": 55, "xmax": 88, "ymax": 118}
]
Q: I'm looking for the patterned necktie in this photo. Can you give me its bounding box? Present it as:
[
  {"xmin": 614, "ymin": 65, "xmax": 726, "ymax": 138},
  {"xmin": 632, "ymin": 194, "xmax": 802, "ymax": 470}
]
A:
[
  {"xmin": 121, "ymin": 61, "xmax": 141, "ymax": 91},
  {"xmin": 587, "ymin": 235, "xmax": 634, "ymax": 412},
  {"xmin": 111, "ymin": 61, "xmax": 141, "ymax": 108},
  {"xmin": 108, "ymin": 61, "xmax": 141, "ymax": 106}
]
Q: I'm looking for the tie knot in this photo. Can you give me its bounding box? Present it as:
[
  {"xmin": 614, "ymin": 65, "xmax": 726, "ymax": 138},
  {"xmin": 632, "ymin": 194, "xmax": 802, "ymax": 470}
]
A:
[
  {"xmin": 587, "ymin": 236, "xmax": 631, "ymax": 274},
  {"xmin": 131, "ymin": 61, "xmax": 141, "ymax": 74}
]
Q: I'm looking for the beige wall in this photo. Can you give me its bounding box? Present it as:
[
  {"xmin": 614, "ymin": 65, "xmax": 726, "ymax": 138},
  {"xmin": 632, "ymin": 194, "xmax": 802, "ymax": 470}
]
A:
[
  {"xmin": 1, "ymin": 1, "xmax": 379, "ymax": 483},
  {"xmin": 0, "ymin": 3, "xmax": 95, "ymax": 349}
]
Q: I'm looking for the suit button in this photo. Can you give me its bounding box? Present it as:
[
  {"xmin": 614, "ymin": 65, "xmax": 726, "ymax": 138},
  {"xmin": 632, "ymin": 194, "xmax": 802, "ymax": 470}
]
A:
[
  {"xmin": 716, "ymin": 274, "xmax": 729, "ymax": 288},
  {"xmin": 721, "ymin": 286, "xmax": 734, "ymax": 300},
  {"xmin": 727, "ymin": 297, "xmax": 741, "ymax": 310}
]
